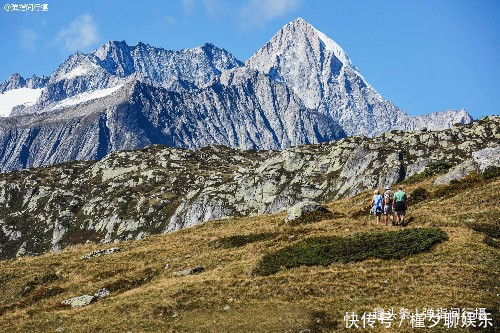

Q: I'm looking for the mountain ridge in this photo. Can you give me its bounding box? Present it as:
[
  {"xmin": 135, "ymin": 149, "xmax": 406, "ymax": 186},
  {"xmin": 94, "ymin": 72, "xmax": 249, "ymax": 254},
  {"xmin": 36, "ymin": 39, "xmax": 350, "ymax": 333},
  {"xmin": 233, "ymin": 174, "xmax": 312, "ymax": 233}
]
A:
[{"xmin": 0, "ymin": 18, "xmax": 473, "ymax": 173}]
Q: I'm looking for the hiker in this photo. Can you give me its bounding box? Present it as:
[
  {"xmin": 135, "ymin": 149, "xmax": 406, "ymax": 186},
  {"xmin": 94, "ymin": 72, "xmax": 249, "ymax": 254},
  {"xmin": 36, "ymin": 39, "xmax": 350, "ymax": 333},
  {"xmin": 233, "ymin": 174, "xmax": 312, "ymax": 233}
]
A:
[
  {"xmin": 382, "ymin": 185, "xmax": 395, "ymax": 226},
  {"xmin": 370, "ymin": 189, "xmax": 383, "ymax": 224},
  {"xmin": 393, "ymin": 186, "xmax": 407, "ymax": 226}
]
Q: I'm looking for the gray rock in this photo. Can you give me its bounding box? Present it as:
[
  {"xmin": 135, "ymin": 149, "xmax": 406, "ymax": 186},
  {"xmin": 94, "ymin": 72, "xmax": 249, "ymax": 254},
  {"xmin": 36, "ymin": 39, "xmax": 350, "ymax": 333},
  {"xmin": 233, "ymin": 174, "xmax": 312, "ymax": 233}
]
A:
[
  {"xmin": 284, "ymin": 200, "xmax": 331, "ymax": 223},
  {"xmin": 172, "ymin": 266, "xmax": 204, "ymax": 277},
  {"xmin": 16, "ymin": 242, "xmax": 27, "ymax": 258},
  {"xmin": 94, "ymin": 288, "xmax": 110, "ymax": 298},
  {"xmin": 81, "ymin": 247, "xmax": 122, "ymax": 260},
  {"xmin": 61, "ymin": 295, "xmax": 97, "ymax": 307},
  {"xmin": 434, "ymin": 160, "xmax": 476, "ymax": 185},
  {"xmin": 472, "ymin": 146, "xmax": 500, "ymax": 172}
]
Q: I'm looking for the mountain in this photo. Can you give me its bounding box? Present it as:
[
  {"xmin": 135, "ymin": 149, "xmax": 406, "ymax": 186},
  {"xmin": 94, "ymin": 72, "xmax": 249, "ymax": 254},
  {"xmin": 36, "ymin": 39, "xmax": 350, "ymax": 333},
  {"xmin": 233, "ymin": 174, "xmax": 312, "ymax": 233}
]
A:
[
  {"xmin": 0, "ymin": 74, "xmax": 49, "ymax": 117},
  {"xmin": 0, "ymin": 18, "xmax": 473, "ymax": 172},
  {"xmin": 0, "ymin": 116, "xmax": 497, "ymax": 259},
  {"xmin": 13, "ymin": 41, "xmax": 243, "ymax": 115},
  {"xmin": 0, "ymin": 71, "xmax": 343, "ymax": 172},
  {"xmin": 246, "ymin": 18, "xmax": 472, "ymax": 136},
  {"xmin": 0, "ymin": 73, "xmax": 49, "ymax": 93}
]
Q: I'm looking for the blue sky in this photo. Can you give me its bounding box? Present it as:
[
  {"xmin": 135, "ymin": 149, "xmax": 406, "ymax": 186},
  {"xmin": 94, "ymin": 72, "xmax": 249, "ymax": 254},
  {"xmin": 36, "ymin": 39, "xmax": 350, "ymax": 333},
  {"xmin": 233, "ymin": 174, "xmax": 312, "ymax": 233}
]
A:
[{"xmin": 0, "ymin": 0, "xmax": 498, "ymax": 119}]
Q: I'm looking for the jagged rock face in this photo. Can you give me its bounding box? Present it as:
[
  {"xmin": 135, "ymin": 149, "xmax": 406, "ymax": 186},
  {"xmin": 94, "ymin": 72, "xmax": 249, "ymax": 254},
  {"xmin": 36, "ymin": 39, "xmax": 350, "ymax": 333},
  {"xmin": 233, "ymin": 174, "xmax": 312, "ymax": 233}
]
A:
[
  {"xmin": 18, "ymin": 42, "xmax": 243, "ymax": 114},
  {"xmin": 0, "ymin": 73, "xmax": 49, "ymax": 93},
  {"xmin": 0, "ymin": 117, "xmax": 497, "ymax": 259},
  {"xmin": 472, "ymin": 146, "xmax": 500, "ymax": 172},
  {"xmin": 0, "ymin": 75, "xmax": 344, "ymax": 172},
  {"xmin": 246, "ymin": 18, "xmax": 472, "ymax": 136}
]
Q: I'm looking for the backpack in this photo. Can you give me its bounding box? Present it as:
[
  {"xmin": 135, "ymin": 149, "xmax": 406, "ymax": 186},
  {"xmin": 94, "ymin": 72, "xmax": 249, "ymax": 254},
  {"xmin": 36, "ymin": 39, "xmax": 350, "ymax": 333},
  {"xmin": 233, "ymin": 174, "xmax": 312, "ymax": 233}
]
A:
[{"xmin": 384, "ymin": 191, "xmax": 394, "ymax": 205}]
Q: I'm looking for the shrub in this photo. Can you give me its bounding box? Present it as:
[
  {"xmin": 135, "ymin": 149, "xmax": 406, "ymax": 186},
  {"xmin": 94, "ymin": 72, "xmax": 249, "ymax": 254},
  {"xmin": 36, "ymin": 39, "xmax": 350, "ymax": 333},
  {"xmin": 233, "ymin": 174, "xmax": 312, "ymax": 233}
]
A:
[
  {"xmin": 484, "ymin": 236, "xmax": 499, "ymax": 249},
  {"xmin": 467, "ymin": 221, "xmax": 500, "ymax": 239},
  {"xmin": 465, "ymin": 209, "xmax": 500, "ymax": 248},
  {"xmin": 214, "ymin": 232, "xmax": 277, "ymax": 248},
  {"xmin": 411, "ymin": 187, "xmax": 429, "ymax": 204},
  {"xmin": 483, "ymin": 166, "xmax": 500, "ymax": 180},
  {"xmin": 426, "ymin": 161, "xmax": 454, "ymax": 174},
  {"xmin": 253, "ymin": 228, "xmax": 448, "ymax": 276}
]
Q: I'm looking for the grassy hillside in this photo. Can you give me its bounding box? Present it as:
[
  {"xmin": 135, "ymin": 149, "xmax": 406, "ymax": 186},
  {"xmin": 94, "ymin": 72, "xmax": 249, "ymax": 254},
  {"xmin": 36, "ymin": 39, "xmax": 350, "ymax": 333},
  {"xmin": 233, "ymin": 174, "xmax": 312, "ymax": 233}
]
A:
[{"xmin": 0, "ymin": 173, "xmax": 498, "ymax": 332}]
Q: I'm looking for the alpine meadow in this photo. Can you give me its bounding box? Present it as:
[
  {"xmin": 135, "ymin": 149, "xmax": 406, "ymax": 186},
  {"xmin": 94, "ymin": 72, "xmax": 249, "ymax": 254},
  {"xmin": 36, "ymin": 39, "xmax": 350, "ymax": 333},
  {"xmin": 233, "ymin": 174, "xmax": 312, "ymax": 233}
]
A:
[{"xmin": 0, "ymin": 4, "xmax": 498, "ymax": 332}]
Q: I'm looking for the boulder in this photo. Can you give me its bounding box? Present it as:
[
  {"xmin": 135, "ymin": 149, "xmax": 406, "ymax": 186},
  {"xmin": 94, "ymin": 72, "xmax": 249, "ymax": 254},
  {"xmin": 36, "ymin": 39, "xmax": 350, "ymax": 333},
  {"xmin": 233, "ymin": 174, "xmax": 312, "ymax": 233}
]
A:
[
  {"xmin": 94, "ymin": 288, "xmax": 110, "ymax": 298},
  {"xmin": 284, "ymin": 200, "xmax": 332, "ymax": 223},
  {"xmin": 172, "ymin": 266, "xmax": 204, "ymax": 277},
  {"xmin": 81, "ymin": 247, "xmax": 122, "ymax": 260},
  {"xmin": 61, "ymin": 295, "xmax": 96, "ymax": 307},
  {"xmin": 472, "ymin": 146, "xmax": 500, "ymax": 172},
  {"xmin": 434, "ymin": 160, "xmax": 476, "ymax": 185}
]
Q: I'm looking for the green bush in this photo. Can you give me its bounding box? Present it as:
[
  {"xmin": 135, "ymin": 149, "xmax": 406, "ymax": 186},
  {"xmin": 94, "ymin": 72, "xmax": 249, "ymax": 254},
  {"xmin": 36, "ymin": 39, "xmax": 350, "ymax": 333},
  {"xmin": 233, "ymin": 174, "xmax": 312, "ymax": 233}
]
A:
[
  {"xmin": 253, "ymin": 228, "xmax": 448, "ymax": 276},
  {"xmin": 411, "ymin": 187, "xmax": 429, "ymax": 204},
  {"xmin": 468, "ymin": 221, "xmax": 500, "ymax": 239},
  {"xmin": 214, "ymin": 232, "xmax": 277, "ymax": 248},
  {"xmin": 426, "ymin": 161, "xmax": 454, "ymax": 174},
  {"xmin": 484, "ymin": 236, "xmax": 500, "ymax": 249},
  {"xmin": 483, "ymin": 166, "xmax": 500, "ymax": 180}
]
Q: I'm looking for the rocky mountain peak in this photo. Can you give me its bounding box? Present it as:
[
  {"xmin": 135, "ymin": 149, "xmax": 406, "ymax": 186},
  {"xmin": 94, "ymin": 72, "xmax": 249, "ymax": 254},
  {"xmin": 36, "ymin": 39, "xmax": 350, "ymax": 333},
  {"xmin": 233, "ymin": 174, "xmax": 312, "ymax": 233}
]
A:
[
  {"xmin": 0, "ymin": 73, "xmax": 26, "ymax": 92},
  {"xmin": 247, "ymin": 18, "xmax": 472, "ymax": 137},
  {"xmin": 0, "ymin": 73, "xmax": 49, "ymax": 93},
  {"xmin": 285, "ymin": 17, "xmax": 353, "ymax": 67},
  {"xmin": 94, "ymin": 40, "xmax": 131, "ymax": 60}
]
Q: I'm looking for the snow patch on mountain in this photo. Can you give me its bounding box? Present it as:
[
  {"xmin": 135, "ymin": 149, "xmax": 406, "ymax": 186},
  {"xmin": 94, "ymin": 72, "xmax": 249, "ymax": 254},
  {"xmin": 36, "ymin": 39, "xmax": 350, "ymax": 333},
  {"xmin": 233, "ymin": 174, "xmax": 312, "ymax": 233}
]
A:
[
  {"xmin": 60, "ymin": 65, "xmax": 96, "ymax": 80},
  {"xmin": 0, "ymin": 88, "xmax": 43, "ymax": 117},
  {"xmin": 312, "ymin": 27, "xmax": 352, "ymax": 67},
  {"xmin": 49, "ymin": 84, "xmax": 124, "ymax": 111}
]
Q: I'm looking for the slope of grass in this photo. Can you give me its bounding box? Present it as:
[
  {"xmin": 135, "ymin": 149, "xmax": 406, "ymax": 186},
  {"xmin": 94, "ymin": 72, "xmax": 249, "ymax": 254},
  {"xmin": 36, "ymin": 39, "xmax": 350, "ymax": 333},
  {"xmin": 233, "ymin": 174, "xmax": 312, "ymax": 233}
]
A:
[{"xmin": 0, "ymin": 176, "xmax": 498, "ymax": 332}]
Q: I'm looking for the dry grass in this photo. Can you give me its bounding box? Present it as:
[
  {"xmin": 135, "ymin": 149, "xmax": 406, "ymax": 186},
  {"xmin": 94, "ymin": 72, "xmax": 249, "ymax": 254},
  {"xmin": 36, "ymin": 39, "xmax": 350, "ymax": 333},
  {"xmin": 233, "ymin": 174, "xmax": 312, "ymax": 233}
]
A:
[{"xmin": 0, "ymin": 176, "xmax": 498, "ymax": 332}]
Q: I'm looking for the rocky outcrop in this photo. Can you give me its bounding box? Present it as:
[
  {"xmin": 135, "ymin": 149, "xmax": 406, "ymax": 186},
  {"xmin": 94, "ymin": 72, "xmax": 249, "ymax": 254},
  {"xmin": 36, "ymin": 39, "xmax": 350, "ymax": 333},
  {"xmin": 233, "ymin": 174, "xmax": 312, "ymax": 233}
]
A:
[
  {"xmin": 472, "ymin": 146, "xmax": 500, "ymax": 172},
  {"xmin": 284, "ymin": 201, "xmax": 331, "ymax": 223},
  {"xmin": 94, "ymin": 288, "xmax": 110, "ymax": 298},
  {"xmin": 172, "ymin": 266, "xmax": 205, "ymax": 277},
  {"xmin": 0, "ymin": 117, "xmax": 497, "ymax": 259},
  {"xmin": 61, "ymin": 295, "xmax": 97, "ymax": 307},
  {"xmin": 81, "ymin": 247, "xmax": 122, "ymax": 260},
  {"xmin": 434, "ymin": 160, "xmax": 477, "ymax": 185}
]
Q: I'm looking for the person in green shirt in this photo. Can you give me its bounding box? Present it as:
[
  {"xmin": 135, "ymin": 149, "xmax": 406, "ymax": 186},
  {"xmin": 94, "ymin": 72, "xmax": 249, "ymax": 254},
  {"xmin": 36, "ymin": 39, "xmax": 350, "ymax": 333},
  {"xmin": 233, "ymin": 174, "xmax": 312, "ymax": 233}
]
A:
[{"xmin": 393, "ymin": 186, "xmax": 407, "ymax": 226}]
